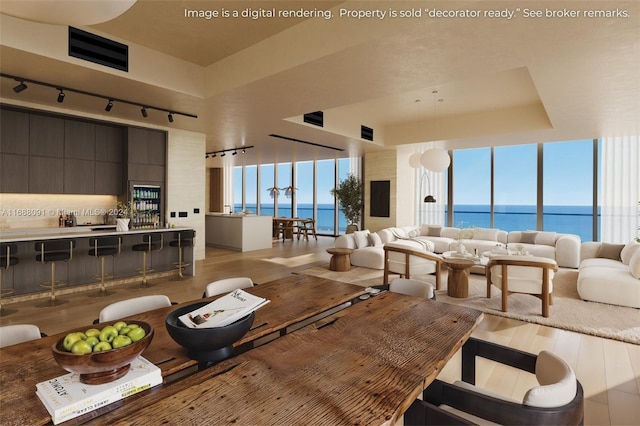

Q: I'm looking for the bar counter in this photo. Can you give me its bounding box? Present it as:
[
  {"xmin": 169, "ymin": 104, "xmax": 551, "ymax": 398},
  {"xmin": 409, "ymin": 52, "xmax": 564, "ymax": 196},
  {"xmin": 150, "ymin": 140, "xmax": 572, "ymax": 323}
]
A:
[{"xmin": 0, "ymin": 226, "xmax": 195, "ymax": 298}]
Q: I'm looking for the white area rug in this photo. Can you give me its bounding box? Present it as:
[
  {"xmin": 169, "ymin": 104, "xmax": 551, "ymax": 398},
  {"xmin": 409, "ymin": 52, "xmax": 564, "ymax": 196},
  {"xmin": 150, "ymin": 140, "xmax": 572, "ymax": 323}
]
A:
[{"xmin": 297, "ymin": 265, "xmax": 640, "ymax": 344}]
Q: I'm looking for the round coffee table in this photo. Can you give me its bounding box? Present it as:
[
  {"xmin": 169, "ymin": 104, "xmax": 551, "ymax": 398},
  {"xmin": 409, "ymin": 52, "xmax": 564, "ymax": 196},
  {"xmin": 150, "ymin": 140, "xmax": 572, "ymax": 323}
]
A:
[
  {"xmin": 326, "ymin": 248, "xmax": 354, "ymax": 272},
  {"xmin": 443, "ymin": 258, "xmax": 475, "ymax": 298}
]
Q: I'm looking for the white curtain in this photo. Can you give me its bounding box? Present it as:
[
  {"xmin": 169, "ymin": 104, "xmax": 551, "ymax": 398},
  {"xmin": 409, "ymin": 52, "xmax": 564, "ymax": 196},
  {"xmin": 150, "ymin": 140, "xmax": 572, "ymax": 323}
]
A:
[
  {"xmin": 416, "ymin": 168, "xmax": 447, "ymax": 226},
  {"xmin": 601, "ymin": 136, "xmax": 640, "ymax": 243}
]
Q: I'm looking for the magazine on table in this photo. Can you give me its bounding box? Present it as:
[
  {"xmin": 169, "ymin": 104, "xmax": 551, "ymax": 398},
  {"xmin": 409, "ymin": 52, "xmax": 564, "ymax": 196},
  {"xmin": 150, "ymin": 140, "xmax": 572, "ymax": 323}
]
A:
[
  {"xmin": 179, "ymin": 288, "xmax": 270, "ymax": 329},
  {"xmin": 36, "ymin": 356, "xmax": 162, "ymax": 424}
]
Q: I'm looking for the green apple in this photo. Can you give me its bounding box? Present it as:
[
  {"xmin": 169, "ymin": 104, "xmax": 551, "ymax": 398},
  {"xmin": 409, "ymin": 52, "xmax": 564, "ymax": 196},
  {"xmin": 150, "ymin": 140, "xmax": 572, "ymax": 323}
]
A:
[
  {"xmin": 99, "ymin": 326, "xmax": 118, "ymax": 343},
  {"xmin": 85, "ymin": 336, "xmax": 100, "ymax": 347},
  {"xmin": 118, "ymin": 326, "xmax": 132, "ymax": 336},
  {"xmin": 70, "ymin": 340, "xmax": 93, "ymax": 354},
  {"xmin": 112, "ymin": 335, "xmax": 132, "ymax": 349},
  {"xmin": 84, "ymin": 328, "xmax": 101, "ymax": 338},
  {"xmin": 127, "ymin": 324, "xmax": 140, "ymax": 329},
  {"xmin": 63, "ymin": 332, "xmax": 85, "ymax": 351},
  {"xmin": 127, "ymin": 327, "xmax": 146, "ymax": 342},
  {"xmin": 93, "ymin": 341, "xmax": 112, "ymax": 352},
  {"xmin": 112, "ymin": 321, "xmax": 127, "ymax": 331}
]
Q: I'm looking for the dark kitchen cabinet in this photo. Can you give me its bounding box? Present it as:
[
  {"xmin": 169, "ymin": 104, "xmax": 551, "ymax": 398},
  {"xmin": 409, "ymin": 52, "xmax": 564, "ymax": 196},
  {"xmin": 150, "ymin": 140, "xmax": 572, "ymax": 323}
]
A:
[
  {"xmin": 0, "ymin": 153, "xmax": 29, "ymax": 192},
  {"xmin": 29, "ymin": 156, "xmax": 64, "ymax": 193},
  {"xmin": 64, "ymin": 158, "xmax": 95, "ymax": 194},
  {"xmin": 128, "ymin": 127, "xmax": 166, "ymax": 165},
  {"xmin": 64, "ymin": 120, "xmax": 95, "ymax": 160},
  {"xmin": 0, "ymin": 108, "xmax": 29, "ymax": 155},
  {"xmin": 96, "ymin": 124, "xmax": 124, "ymax": 162},
  {"xmin": 30, "ymin": 114, "xmax": 64, "ymax": 158},
  {"xmin": 95, "ymin": 161, "xmax": 123, "ymax": 195}
]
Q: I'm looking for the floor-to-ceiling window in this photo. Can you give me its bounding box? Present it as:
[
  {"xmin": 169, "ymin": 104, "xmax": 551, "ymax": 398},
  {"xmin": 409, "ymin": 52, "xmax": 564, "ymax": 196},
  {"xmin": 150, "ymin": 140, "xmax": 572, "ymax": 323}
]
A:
[
  {"xmin": 452, "ymin": 148, "xmax": 491, "ymax": 228},
  {"xmin": 494, "ymin": 144, "xmax": 537, "ymax": 231},
  {"xmin": 296, "ymin": 161, "xmax": 314, "ymax": 220},
  {"xmin": 543, "ymin": 140, "xmax": 595, "ymax": 241},
  {"xmin": 316, "ymin": 159, "xmax": 337, "ymax": 234},
  {"xmin": 259, "ymin": 164, "xmax": 275, "ymax": 216},
  {"xmin": 244, "ymin": 165, "xmax": 257, "ymax": 214},
  {"xmin": 277, "ymin": 162, "xmax": 292, "ymax": 217},
  {"xmin": 233, "ymin": 167, "xmax": 243, "ymax": 212}
]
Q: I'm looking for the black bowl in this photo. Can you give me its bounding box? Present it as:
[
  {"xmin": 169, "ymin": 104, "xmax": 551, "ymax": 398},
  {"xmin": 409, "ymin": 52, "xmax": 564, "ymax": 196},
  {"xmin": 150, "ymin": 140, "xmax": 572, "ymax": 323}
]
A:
[{"xmin": 165, "ymin": 302, "xmax": 255, "ymax": 363}]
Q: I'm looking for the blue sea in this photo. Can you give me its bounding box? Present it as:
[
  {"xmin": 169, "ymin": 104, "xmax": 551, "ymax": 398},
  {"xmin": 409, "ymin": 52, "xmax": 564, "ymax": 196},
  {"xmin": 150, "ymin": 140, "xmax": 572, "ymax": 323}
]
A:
[{"xmin": 237, "ymin": 204, "xmax": 599, "ymax": 241}]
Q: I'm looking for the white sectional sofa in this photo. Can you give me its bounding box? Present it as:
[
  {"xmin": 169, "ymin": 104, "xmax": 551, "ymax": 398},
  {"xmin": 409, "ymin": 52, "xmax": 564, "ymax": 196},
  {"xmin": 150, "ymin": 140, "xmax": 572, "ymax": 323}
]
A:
[
  {"xmin": 334, "ymin": 225, "xmax": 582, "ymax": 270},
  {"xmin": 577, "ymin": 241, "xmax": 640, "ymax": 308}
]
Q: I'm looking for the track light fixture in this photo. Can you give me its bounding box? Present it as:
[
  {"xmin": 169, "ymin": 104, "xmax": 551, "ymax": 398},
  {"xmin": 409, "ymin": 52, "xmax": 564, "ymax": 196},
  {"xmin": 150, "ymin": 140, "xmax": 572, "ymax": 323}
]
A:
[
  {"xmin": 13, "ymin": 81, "xmax": 27, "ymax": 93},
  {"xmin": 204, "ymin": 145, "xmax": 255, "ymax": 159},
  {"xmin": 1, "ymin": 73, "xmax": 198, "ymax": 121}
]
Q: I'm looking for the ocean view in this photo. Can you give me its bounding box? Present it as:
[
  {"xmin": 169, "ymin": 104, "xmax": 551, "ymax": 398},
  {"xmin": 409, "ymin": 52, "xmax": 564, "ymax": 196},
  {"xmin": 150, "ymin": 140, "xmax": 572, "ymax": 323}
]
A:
[{"xmin": 237, "ymin": 204, "xmax": 599, "ymax": 241}]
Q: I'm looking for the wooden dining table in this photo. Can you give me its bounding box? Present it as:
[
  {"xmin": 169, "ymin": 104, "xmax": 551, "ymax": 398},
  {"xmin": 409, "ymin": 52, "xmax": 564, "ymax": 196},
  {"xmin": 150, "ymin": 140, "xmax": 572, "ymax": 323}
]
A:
[
  {"xmin": 0, "ymin": 274, "xmax": 483, "ymax": 425},
  {"xmin": 272, "ymin": 217, "xmax": 303, "ymax": 240}
]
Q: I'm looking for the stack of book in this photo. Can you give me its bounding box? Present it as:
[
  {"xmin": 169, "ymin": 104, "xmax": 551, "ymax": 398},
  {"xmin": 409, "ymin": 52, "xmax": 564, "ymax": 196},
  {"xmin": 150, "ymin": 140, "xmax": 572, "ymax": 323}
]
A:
[
  {"xmin": 36, "ymin": 356, "xmax": 162, "ymax": 425},
  {"xmin": 179, "ymin": 288, "xmax": 270, "ymax": 329}
]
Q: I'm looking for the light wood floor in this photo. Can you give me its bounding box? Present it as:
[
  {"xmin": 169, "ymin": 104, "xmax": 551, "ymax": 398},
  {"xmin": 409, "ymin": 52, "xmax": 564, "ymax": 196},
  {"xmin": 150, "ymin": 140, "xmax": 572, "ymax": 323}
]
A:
[{"xmin": 1, "ymin": 236, "xmax": 638, "ymax": 425}]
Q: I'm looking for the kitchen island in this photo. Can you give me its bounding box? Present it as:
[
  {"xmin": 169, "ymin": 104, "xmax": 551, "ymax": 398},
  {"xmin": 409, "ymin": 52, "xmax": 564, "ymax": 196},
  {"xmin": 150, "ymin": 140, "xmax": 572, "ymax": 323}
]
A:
[
  {"xmin": 205, "ymin": 213, "xmax": 272, "ymax": 252},
  {"xmin": 0, "ymin": 226, "xmax": 195, "ymax": 299}
]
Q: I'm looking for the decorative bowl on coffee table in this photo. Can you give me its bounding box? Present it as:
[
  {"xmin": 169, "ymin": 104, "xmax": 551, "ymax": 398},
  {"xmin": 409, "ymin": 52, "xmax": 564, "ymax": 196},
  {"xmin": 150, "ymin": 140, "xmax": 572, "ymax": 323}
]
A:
[
  {"xmin": 51, "ymin": 320, "xmax": 154, "ymax": 385},
  {"xmin": 165, "ymin": 302, "xmax": 255, "ymax": 364}
]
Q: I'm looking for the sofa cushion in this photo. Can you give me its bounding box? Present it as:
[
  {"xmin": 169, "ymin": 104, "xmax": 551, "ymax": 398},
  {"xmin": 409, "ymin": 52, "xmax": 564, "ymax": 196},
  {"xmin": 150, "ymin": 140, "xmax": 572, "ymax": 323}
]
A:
[
  {"xmin": 350, "ymin": 246, "xmax": 385, "ymax": 270},
  {"xmin": 368, "ymin": 232, "xmax": 383, "ymax": 247},
  {"xmin": 578, "ymin": 266, "xmax": 640, "ymax": 308},
  {"xmin": 630, "ymin": 250, "xmax": 640, "ymax": 279},
  {"xmin": 521, "ymin": 231, "xmax": 538, "ymax": 244},
  {"xmin": 620, "ymin": 241, "xmax": 640, "ymax": 265},
  {"xmin": 536, "ymin": 232, "xmax": 557, "ymax": 246},
  {"xmin": 596, "ymin": 243, "xmax": 624, "ymax": 261},
  {"xmin": 414, "ymin": 236, "xmax": 454, "ymax": 253},
  {"xmin": 334, "ymin": 234, "xmax": 356, "ymax": 250},
  {"xmin": 353, "ymin": 230, "xmax": 370, "ymax": 249},
  {"xmin": 441, "ymin": 227, "xmax": 460, "ymax": 240},
  {"xmin": 579, "ymin": 257, "xmax": 629, "ymax": 271},
  {"xmin": 473, "ymin": 228, "xmax": 498, "ymax": 241}
]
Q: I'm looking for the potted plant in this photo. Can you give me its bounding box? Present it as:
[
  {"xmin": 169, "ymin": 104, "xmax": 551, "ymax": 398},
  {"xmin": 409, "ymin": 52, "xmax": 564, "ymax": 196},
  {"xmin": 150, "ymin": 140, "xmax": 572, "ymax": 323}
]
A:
[
  {"xmin": 116, "ymin": 201, "xmax": 133, "ymax": 231},
  {"xmin": 330, "ymin": 174, "xmax": 363, "ymax": 234}
]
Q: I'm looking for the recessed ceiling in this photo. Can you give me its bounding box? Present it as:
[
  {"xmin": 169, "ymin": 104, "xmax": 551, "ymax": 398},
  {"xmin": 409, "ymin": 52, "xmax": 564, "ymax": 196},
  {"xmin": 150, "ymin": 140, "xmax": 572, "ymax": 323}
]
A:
[{"xmin": 1, "ymin": 0, "xmax": 639, "ymax": 166}]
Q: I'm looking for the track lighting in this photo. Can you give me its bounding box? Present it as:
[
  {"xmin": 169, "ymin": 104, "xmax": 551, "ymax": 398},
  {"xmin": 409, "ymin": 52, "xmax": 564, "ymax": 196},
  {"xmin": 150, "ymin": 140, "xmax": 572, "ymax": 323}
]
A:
[
  {"xmin": 1, "ymin": 73, "xmax": 198, "ymax": 121},
  {"xmin": 204, "ymin": 145, "xmax": 254, "ymax": 159},
  {"xmin": 13, "ymin": 81, "xmax": 27, "ymax": 93}
]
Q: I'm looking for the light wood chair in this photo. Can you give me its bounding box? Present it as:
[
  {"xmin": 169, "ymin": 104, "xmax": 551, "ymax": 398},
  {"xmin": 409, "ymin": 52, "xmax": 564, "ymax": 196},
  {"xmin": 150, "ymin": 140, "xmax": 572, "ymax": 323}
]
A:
[
  {"xmin": 383, "ymin": 244, "xmax": 443, "ymax": 290},
  {"xmin": 0, "ymin": 324, "xmax": 42, "ymax": 348},
  {"xmin": 405, "ymin": 337, "xmax": 584, "ymax": 425},
  {"xmin": 204, "ymin": 277, "xmax": 254, "ymax": 298},
  {"xmin": 297, "ymin": 218, "xmax": 317, "ymax": 241},
  {"xmin": 96, "ymin": 294, "xmax": 172, "ymax": 323},
  {"xmin": 486, "ymin": 255, "xmax": 559, "ymax": 317}
]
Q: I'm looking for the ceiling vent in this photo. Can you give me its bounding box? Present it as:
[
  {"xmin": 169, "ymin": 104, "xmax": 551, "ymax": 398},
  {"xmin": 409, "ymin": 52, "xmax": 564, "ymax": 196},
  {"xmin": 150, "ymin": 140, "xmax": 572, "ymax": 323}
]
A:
[
  {"xmin": 69, "ymin": 27, "xmax": 128, "ymax": 72},
  {"xmin": 303, "ymin": 111, "xmax": 324, "ymax": 127},
  {"xmin": 361, "ymin": 125, "xmax": 374, "ymax": 141}
]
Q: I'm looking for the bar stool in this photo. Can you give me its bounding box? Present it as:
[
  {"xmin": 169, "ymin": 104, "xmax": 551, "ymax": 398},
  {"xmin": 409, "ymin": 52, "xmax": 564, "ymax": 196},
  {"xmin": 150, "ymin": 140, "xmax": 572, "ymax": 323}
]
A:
[
  {"xmin": 35, "ymin": 239, "xmax": 75, "ymax": 307},
  {"xmin": 0, "ymin": 243, "xmax": 18, "ymax": 317},
  {"xmin": 131, "ymin": 233, "xmax": 163, "ymax": 287},
  {"xmin": 88, "ymin": 236, "xmax": 121, "ymax": 297},
  {"xmin": 169, "ymin": 230, "xmax": 195, "ymax": 279}
]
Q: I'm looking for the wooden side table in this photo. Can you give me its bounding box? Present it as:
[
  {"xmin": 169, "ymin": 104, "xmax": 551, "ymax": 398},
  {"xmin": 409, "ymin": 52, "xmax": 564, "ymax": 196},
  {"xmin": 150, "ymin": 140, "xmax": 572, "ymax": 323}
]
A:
[
  {"xmin": 444, "ymin": 258, "xmax": 475, "ymax": 298},
  {"xmin": 326, "ymin": 248, "xmax": 354, "ymax": 272}
]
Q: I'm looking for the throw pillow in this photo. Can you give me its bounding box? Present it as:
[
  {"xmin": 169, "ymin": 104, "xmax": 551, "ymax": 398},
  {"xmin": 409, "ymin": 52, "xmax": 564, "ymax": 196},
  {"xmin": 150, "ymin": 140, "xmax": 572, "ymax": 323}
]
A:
[
  {"xmin": 629, "ymin": 250, "xmax": 640, "ymax": 279},
  {"xmin": 535, "ymin": 231, "xmax": 557, "ymax": 246},
  {"xmin": 473, "ymin": 228, "xmax": 498, "ymax": 241},
  {"xmin": 353, "ymin": 230, "xmax": 370, "ymax": 249},
  {"xmin": 596, "ymin": 243, "xmax": 625, "ymax": 261},
  {"xmin": 420, "ymin": 224, "xmax": 431, "ymax": 236},
  {"xmin": 428, "ymin": 226, "xmax": 442, "ymax": 237},
  {"xmin": 520, "ymin": 231, "xmax": 538, "ymax": 244},
  {"xmin": 620, "ymin": 241, "xmax": 640, "ymax": 265},
  {"xmin": 368, "ymin": 232, "xmax": 383, "ymax": 247}
]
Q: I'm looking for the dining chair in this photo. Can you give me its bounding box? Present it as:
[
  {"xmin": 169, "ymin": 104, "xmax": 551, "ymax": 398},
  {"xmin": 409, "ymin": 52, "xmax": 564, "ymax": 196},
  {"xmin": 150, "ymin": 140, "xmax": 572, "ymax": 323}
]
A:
[
  {"xmin": 95, "ymin": 294, "xmax": 173, "ymax": 323},
  {"xmin": 486, "ymin": 255, "xmax": 559, "ymax": 317},
  {"xmin": 405, "ymin": 337, "xmax": 584, "ymax": 425},
  {"xmin": 389, "ymin": 278, "xmax": 435, "ymax": 299},
  {"xmin": 203, "ymin": 277, "xmax": 254, "ymax": 298},
  {"xmin": 0, "ymin": 324, "xmax": 43, "ymax": 348},
  {"xmin": 297, "ymin": 218, "xmax": 317, "ymax": 241}
]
